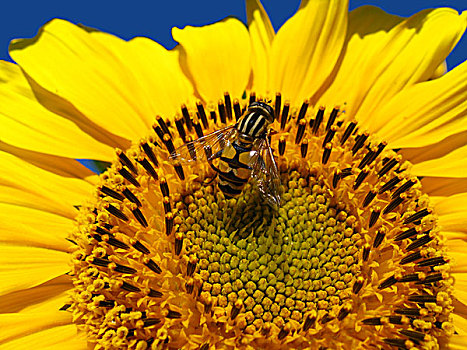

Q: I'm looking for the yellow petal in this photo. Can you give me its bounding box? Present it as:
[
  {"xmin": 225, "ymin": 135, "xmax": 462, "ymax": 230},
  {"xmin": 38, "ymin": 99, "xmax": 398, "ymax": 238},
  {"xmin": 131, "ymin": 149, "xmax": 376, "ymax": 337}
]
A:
[
  {"xmin": 450, "ymin": 335, "xmax": 467, "ymax": 350},
  {"xmin": 173, "ymin": 18, "xmax": 251, "ymax": 103},
  {"xmin": 0, "ymin": 245, "xmax": 69, "ymax": 297},
  {"xmin": 0, "ymin": 61, "xmax": 114, "ymax": 161},
  {"xmin": 0, "ymin": 324, "xmax": 86, "ymax": 350},
  {"xmin": 411, "ymin": 144, "xmax": 467, "ymax": 178},
  {"xmin": 371, "ymin": 60, "xmax": 467, "ymax": 148},
  {"xmin": 421, "ymin": 177, "xmax": 467, "ymax": 197},
  {"xmin": 0, "ymin": 203, "xmax": 73, "ymax": 251},
  {"xmin": 84, "ymin": 30, "xmax": 195, "ymax": 122},
  {"xmin": 269, "ymin": 0, "xmax": 348, "ymax": 104},
  {"xmin": 9, "ymin": 19, "xmax": 154, "ymax": 141},
  {"xmin": 320, "ymin": 7, "xmax": 466, "ymax": 126},
  {"xmin": 452, "ymin": 272, "xmax": 467, "ymax": 311},
  {"xmin": 434, "ymin": 193, "xmax": 467, "ymax": 238},
  {"xmin": 0, "ymin": 275, "xmax": 71, "ymax": 313},
  {"xmin": 247, "ymin": 0, "xmax": 275, "ymax": 96},
  {"xmin": 0, "ymin": 151, "xmax": 92, "ymax": 218},
  {"xmin": 452, "ymin": 314, "xmax": 467, "ymax": 336}
]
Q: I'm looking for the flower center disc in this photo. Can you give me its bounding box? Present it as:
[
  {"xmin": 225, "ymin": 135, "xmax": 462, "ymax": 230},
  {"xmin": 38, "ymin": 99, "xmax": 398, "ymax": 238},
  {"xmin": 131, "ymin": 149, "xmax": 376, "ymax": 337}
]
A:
[{"xmin": 68, "ymin": 93, "xmax": 453, "ymax": 350}]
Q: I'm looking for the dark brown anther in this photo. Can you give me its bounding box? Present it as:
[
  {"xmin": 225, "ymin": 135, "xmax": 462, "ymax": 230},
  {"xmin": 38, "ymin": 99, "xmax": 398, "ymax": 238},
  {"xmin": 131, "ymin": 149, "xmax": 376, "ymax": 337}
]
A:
[
  {"xmin": 118, "ymin": 167, "xmax": 140, "ymax": 187},
  {"xmin": 278, "ymin": 136, "xmax": 286, "ymax": 156},
  {"xmin": 416, "ymin": 272, "xmax": 443, "ymax": 284},
  {"xmin": 160, "ymin": 178, "xmax": 169, "ymax": 197},
  {"xmin": 341, "ymin": 167, "xmax": 353, "ymax": 178},
  {"xmin": 278, "ymin": 328, "xmax": 289, "ymax": 340},
  {"xmin": 210, "ymin": 110, "xmax": 217, "ymax": 123},
  {"xmin": 153, "ymin": 124, "xmax": 165, "ymax": 142},
  {"xmin": 233, "ymin": 99, "xmax": 242, "ymax": 121},
  {"xmin": 187, "ymin": 258, "xmax": 196, "ymax": 276},
  {"xmin": 337, "ymin": 307, "xmax": 351, "ymax": 321},
  {"xmin": 230, "ymin": 299, "xmax": 242, "ymax": 320},
  {"xmin": 362, "ymin": 244, "xmax": 370, "ymax": 261},
  {"xmin": 395, "ymin": 228, "xmax": 419, "ymax": 241},
  {"xmin": 60, "ymin": 304, "xmax": 72, "ymax": 311},
  {"xmin": 322, "ymin": 143, "xmax": 332, "ymax": 164},
  {"xmin": 406, "ymin": 234, "xmax": 433, "ymax": 251},
  {"xmin": 408, "ymin": 295, "xmax": 437, "ymax": 303},
  {"xmin": 383, "ymin": 338, "xmax": 408, "ymax": 349},
  {"xmin": 362, "ymin": 317, "xmax": 382, "ymax": 326},
  {"xmin": 121, "ymin": 281, "xmax": 141, "ymax": 293},
  {"xmin": 296, "ymin": 100, "xmax": 309, "ymax": 124},
  {"xmin": 326, "ymin": 107, "xmax": 339, "ymax": 131},
  {"xmin": 185, "ymin": 279, "xmax": 194, "ymax": 294},
  {"xmin": 395, "ymin": 308, "xmax": 421, "ymax": 317},
  {"xmin": 98, "ymin": 300, "xmax": 115, "ymax": 308},
  {"xmin": 249, "ymin": 91, "xmax": 256, "ymax": 104},
  {"xmin": 196, "ymin": 102, "xmax": 209, "ymax": 129},
  {"xmin": 175, "ymin": 117, "xmax": 187, "ymax": 142},
  {"xmin": 379, "ymin": 175, "xmax": 401, "ymax": 194},
  {"xmin": 100, "ymin": 186, "xmax": 124, "ymax": 201},
  {"xmin": 117, "ymin": 149, "xmax": 138, "ymax": 175},
  {"xmin": 92, "ymin": 257, "xmax": 111, "ymax": 267},
  {"xmin": 383, "ymin": 195, "xmax": 405, "ymax": 214},
  {"xmin": 417, "ymin": 256, "xmax": 447, "ymax": 267},
  {"xmin": 132, "ymin": 208, "xmax": 148, "ymax": 227},
  {"xmin": 122, "ymin": 188, "xmax": 142, "ymax": 207},
  {"xmin": 145, "ymin": 259, "xmax": 162, "ymax": 274},
  {"xmin": 175, "ymin": 232, "xmax": 183, "ymax": 255},
  {"xmin": 95, "ymin": 226, "xmax": 112, "ymax": 236},
  {"xmin": 137, "ymin": 158, "xmax": 159, "ymax": 181},
  {"xmin": 280, "ymin": 102, "xmax": 290, "ymax": 130},
  {"xmin": 340, "ymin": 121, "xmax": 356, "ymax": 145},
  {"xmin": 389, "ymin": 316, "xmax": 403, "ymax": 325},
  {"xmin": 194, "ymin": 121, "xmax": 204, "ymax": 139},
  {"xmin": 295, "ymin": 119, "xmax": 306, "ymax": 144},
  {"xmin": 174, "ymin": 164, "xmax": 185, "ymax": 181},
  {"xmin": 167, "ymin": 310, "xmax": 182, "ymax": 319},
  {"xmin": 352, "ymin": 276, "xmax": 364, "ymax": 294},
  {"xmin": 274, "ymin": 92, "xmax": 282, "ymax": 121},
  {"xmin": 398, "ymin": 273, "xmax": 421, "ymax": 283},
  {"xmin": 218, "ymin": 100, "xmax": 227, "ymax": 124},
  {"xmin": 369, "ymin": 209, "xmax": 380, "ymax": 228},
  {"xmin": 106, "ymin": 236, "xmax": 130, "ymax": 250},
  {"xmin": 400, "ymin": 251, "xmax": 423, "ymax": 265},
  {"xmin": 163, "ymin": 134, "xmax": 175, "ymax": 154},
  {"xmin": 354, "ymin": 169, "xmax": 369, "ymax": 190},
  {"xmin": 302, "ymin": 314, "xmax": 316, "ymax": 332},
  {"xmin": 378, "ymin": 158, "xmax": 398, "ymax": 177},
  {"xmin": 320, "ymin": 313, "xmax": 333, "ymax": 324},
  {"xmin": 373, "ymin": 230, "xmax": 385, "ymax": 248},
  {"xmin": 404, "ymin": 208, "xmax": 431, "ymax": 224},
  {"xmin": 369, "ymin": 142, "xmax": 387, "ymax": 164},
  {"xmin": 301, "ymin": 139, "xmax": 308, "ymax": 158},
  {"xmin": 165, "ymin": 213, "xmax": 174, "ymax": 236},
  {"xmin": 163, "ymin": 196, "xmax": 171, "ymax": 214},
  {"xmin": 181, "ymin": 104, "xmax": 192, "ymax": 131},
  {"xmin": 392, "ymin": 180, "xmax": 415, "ymax": 199},
  {"xmin": 332, "ymin": 170, "xmax": 341, "ymax": 188},
  {"xmin": 351, "ymin": 133, "xmax": 369, "ymax": 155},
  {"xmin": 199, "ymin": 344, "xmax": 209, "ymax": 350},
  {"xmin": 105, "ymin": 204, "xmax": 129, "ymax": 221},
  {"xmin": 358, "ymin": 149, "xmax": 376, "ymax": 169},
  {"xmin": 132, "ymin": 240, "xmax": 150, "ymax": 254},
  {"xmin": 143, "ymin": 318, "xmax": 161, "ymax": 327},
  {"xmin": 378, "ymin": 275, "xmax": 398, "ymax": 289},
  {"xmin": 322, "ymin": 125, "xmax": 337, "ymax": 147},
  {"xmin": 224, "ymin": 92, "xmax": 233, "ymax": 121},
  {"xmin": 141, "ymin": 142, "xmax": 159, "ymax": 167},
  {"xmin": 399, "ymin": 329, "xmax": 427, "ymax": 342},
  {"xmin": 363, "ymin": 190, "xmax": 376, "ymax": 207},
  {"xmin": 312, "ymin": 107, "xmax": 324, "ymax": 135},
  {"xmin": 114, "ymin": 263, "xmax": 137, "ymax": 274},
  {"xmin": 156, "ymin": 115, "xmax": 172, "ymax": 139}
]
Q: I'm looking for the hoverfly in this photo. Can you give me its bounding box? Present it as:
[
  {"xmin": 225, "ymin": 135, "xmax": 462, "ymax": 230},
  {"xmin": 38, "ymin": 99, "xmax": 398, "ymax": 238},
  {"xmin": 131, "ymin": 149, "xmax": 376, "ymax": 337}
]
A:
[{"xmin": 169, "ymin": 101, "xmax": 282, "ymax": 209}]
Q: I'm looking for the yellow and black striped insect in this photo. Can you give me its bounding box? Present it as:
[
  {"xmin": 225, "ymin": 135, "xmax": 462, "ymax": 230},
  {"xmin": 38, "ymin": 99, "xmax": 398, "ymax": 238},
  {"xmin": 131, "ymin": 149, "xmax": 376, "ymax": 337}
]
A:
[{"xmin": 169, "ymin": 101, "xmax": 282, "ymax": 208}]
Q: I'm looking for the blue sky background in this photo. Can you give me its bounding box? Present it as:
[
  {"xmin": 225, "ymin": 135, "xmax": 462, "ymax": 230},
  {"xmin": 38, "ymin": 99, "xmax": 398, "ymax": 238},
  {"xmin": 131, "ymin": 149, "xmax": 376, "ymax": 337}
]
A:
[{"xmin": 0, "ymin": 0, "xmax": 466, "ymax": 69}]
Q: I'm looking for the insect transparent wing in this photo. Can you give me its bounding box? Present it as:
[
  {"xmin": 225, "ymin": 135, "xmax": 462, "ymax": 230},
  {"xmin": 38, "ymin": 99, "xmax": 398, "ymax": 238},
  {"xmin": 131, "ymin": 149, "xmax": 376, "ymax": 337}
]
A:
[
  {"xmin": 250, "ymin": 137, "xmax": 282, "ymax": 209},
  {"xmin": 169, "ymin": 125, "xmax": 237, "ymax": 164}
]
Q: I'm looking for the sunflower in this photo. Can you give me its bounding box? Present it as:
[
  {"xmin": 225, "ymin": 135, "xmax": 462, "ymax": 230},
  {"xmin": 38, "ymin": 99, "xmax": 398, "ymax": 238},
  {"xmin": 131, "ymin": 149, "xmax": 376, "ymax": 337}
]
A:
[{"xmin": 1, "ymin": 0, "xmax": 467, "ymax": 349}]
